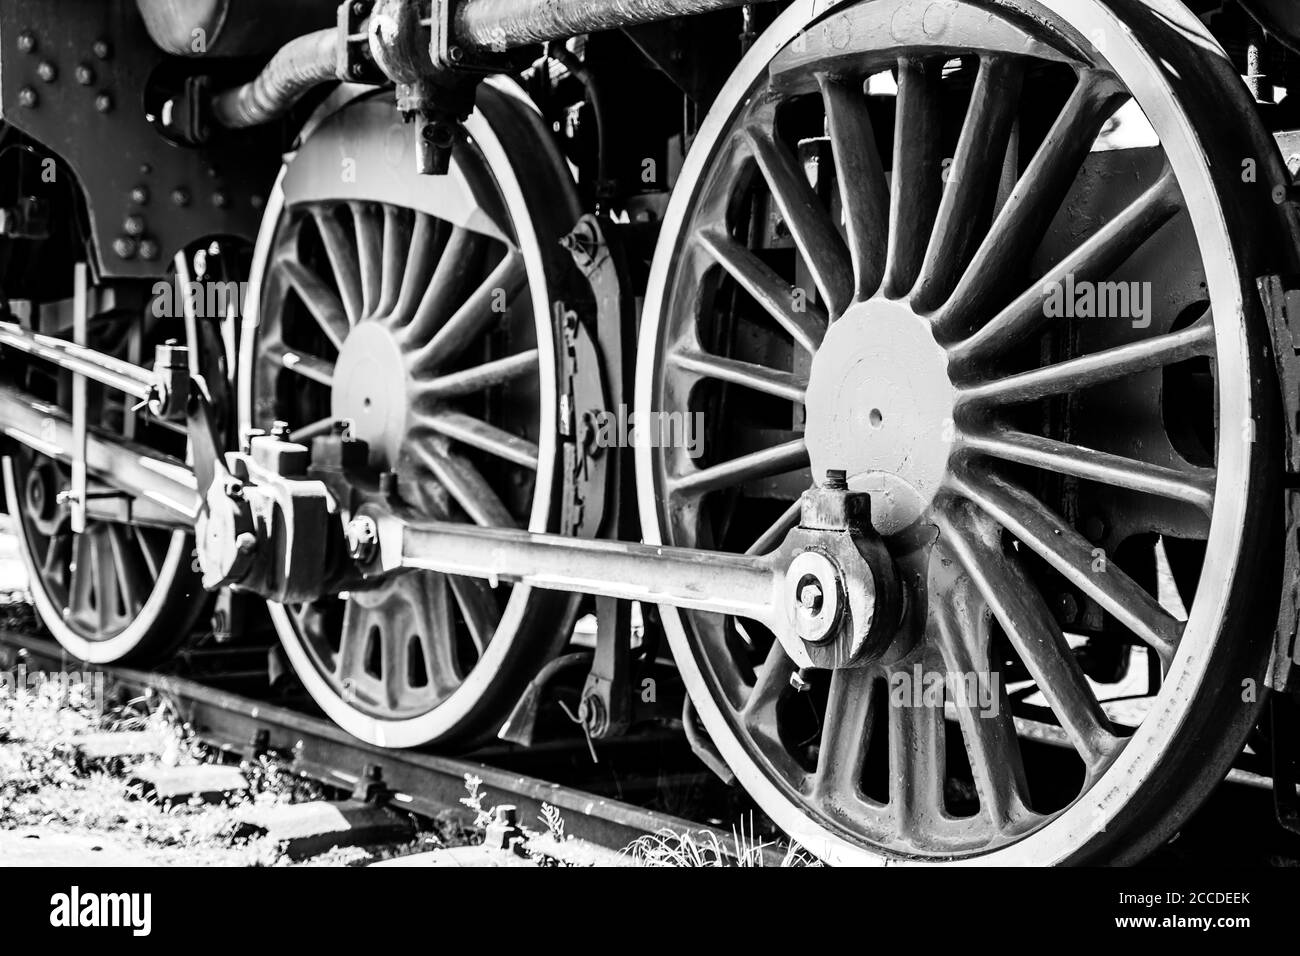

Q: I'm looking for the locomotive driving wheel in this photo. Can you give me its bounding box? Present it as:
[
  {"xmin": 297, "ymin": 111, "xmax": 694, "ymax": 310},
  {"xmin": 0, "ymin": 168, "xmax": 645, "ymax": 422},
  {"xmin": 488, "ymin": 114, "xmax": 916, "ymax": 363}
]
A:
[
  {"xmin": 241, "ymin": 80, "xmax": 580, "ymax": 747},
  {"xmin": 637, "ymin": 0, "xmax": 1291, "ymax": 863}
]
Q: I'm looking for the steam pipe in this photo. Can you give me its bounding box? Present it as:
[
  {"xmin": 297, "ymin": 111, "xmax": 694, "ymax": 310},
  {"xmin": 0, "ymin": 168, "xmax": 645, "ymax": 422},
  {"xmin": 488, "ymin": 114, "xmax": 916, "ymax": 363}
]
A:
[{"xmin": 211, "ymin": 0, "xmax": 773, "ymax": 129}]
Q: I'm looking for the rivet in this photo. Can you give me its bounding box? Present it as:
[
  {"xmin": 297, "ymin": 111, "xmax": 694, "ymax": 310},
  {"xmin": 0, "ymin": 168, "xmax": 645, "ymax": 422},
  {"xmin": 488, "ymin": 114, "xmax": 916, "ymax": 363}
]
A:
[
  {"xmin": 113, "ymin": 236, "xmax": 137, "ymax": 260},
  {"xmin": 130, "ymin": 185, "xmax": 150, "ymax": 205},
  {"xmin": 17, "ymin": 31, "xmax": 36, "ymax": 54},
  {"xmin": 74, "ymin": 63, "xmax": 95, "ymax": 85},
  {"xmin": 17, "ymin": 86, "xmax": 37, "ymax": 109},
  {"xmin": 92, "ymin": 39, "xmax": 112, "ymax": 60},
  {"xmin": 36, "ymin": 61, "xmax": 57, "ymax": 83},
  {"xmin": 123, "ymin": 214, "xmax": 145, "ymax": 237},
  {"xmin": 171, "ymin": 187, "xmax": 191, "ymax": 207},
  {"xmin": 211, "ymin": 191, "xmax": 230, "ymax": 209},
  {"xmin": 139, "ymin": 238, "xmax": 160, "ymax": 261},
  {"xmin": 94, "ymin": 92, "xmax": 113, "ymax": 113}
]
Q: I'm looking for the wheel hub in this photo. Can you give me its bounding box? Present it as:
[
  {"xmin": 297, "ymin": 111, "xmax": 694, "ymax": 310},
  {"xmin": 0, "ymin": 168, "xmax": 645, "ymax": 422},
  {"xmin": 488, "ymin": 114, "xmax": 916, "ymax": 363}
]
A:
[
  {"xmin": 804, "ymin": 300, "xmax": 956, "ymax": 534},
  {"xmin": 331, "ymin": 322, "xmax": 412, "ymax": 469}
]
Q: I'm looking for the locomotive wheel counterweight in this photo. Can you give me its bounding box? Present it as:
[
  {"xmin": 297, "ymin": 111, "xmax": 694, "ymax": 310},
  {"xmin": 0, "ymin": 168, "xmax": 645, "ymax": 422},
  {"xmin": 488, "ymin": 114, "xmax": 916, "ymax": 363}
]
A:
[
  {"xmin": 240, "ymin": 81, "xmax": 581, "ymax": 747},
  {"xmin": 636, "ymin": 0, "xmax": 1291, "ymax": 863}
]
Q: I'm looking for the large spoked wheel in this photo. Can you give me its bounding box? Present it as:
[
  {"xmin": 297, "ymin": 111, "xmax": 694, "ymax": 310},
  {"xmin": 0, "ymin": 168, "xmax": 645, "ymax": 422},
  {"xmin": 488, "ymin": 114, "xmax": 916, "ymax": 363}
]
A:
[
  {"xmin": 1, "ymin": 285, "xmax": 211, "ymax": 664},
  {"xmin": 637, "ymin": 0, "xmax": 1291, "ymax": 863},
  {"xmin": 241, "ymin": 80, "xmax": 580, "ymax": 748}
]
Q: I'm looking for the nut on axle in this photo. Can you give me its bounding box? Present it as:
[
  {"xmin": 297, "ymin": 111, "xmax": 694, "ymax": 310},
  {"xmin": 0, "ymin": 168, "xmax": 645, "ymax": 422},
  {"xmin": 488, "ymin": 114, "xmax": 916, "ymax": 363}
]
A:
[{"xmin": 781, "ymin": 470, "xmax": 903, "ymax": 669}]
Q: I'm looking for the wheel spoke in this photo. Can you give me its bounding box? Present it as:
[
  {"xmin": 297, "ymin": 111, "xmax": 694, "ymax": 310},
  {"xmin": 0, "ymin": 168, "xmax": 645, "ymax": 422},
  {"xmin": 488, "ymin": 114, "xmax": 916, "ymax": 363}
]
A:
[
  {"xmin": 934, "ymin": 71, "xmax": 1128, "ymax": 336},
  {"xmin": 268, "ymin": 344, "xmax": 335, "ymax": 387},
  {"xmin": 949, "ymin": 167, "xmax": 1182, "ymax": 367},
  {"xmin": 930, "ymin": 588, "xmax": 1036, "ymax": 831},
  {"xmin": 377, "ymin": 204, "xmax": 412, "ymax": 319},
  {"xmin": 421, "ymin": 349, "xmax": 538, "ymax": 400},
  {"xmin": 911, "ymin": 55, "xmax": 1025, "ymax": 311},
  {"xmin": 106, "ymin": 525, "xmax": 149, "ymax": 617},
  {"xmin": 391, "ymin": 214, "xmax": 446, "ymax": 325},
  {"xmin": 812, "ymin": 667, "xmax": 876, "ymax": 804},
  {"xmin": 412, "ymin": 252, "xmax": 526, "ymax": 373},
  {"xmin": 961, "ymin": 428, "xmax": 1215, "ymax": 514},
  {"xmin": 744, "ymin": 121, "xmax": 853, "ymax": 317},
  {"xmin": 956, "ymin": 315, "xmax": 1214, "ymax": 406},
  {"xmin": 740, "ymin": 638, "xmax": 794, "ymax": 733},
  {"xmin": 886, "ymin": 655, "xmax": 946, "ymax": 835},
  {"xmin": 131, "ymin": 526, "xmax": 166, "ymax": 582},
  {"xmin": 310, "ymin": 206, "xmax": 363, "ymax": 326},
  {"xmin": 938, "ymin": 507, "xmax": 1122, "ymax": 770},
  {"xmin": 419, "ymin": 574, "xmax": 464, "ymax": 695},
  {"xmin": 885, "ymin": 57, "xmax": 943, "ymax": 296},
  {"xmin": 421, "ymin": 446, "xmax": 516, "ymax": 528},
  {"xmin": 350, "ymin": 201, "xmax": 385, "ymax": 320},
  {"xmin": 671, "ymin": 439, "xmax": 808, "ymax": 498},
  {"xmin": 670, "ymin": 349, "xmax": 807, "ymax": 404},
  {"xmin": 819, "ymin": 73, "xmax": 890, "ymax": 302},
  {"xmin": 951, "ymin": 468, "xmax": 1182, "ymax": 664},
  {"xmin": 697, "ymin": 228, "xmax": 827, "ymax": 353},
  {"xmin": 423, "ymin": 410, "xmax": 539, "ymax": 469},
  {"xmin": 278, "ymin": 259, "xmax": 350, "ymax": 352},
  {"xmin": 405, "ymin": 227, "xmax": 486, "ymax": 343},
  {"xmin": 448, "ymin": 575, "xmax": 498, "ymax": 656},
  {"xmin": 745, "ymin": 499, "xmax": 802, "ymax": 556},
  {"xmin": 290, "ymin": 416, "xmax": 336, "ymax": 444}
]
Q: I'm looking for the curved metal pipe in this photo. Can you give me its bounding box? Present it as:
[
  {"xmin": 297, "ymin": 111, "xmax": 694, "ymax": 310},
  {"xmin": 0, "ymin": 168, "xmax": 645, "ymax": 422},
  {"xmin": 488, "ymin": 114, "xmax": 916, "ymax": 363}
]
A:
[
  {"xmin": 210, "ymin": 0, "xmax": 775, "ymax": 131},
  {"xmin": 211, "ymin": 28, "xmax": 340, "ymax": 128}
]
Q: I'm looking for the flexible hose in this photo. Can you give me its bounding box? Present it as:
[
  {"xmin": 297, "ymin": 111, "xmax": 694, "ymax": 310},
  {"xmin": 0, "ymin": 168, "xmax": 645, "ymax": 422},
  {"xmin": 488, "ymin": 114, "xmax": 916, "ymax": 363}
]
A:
[{"xmin": 211, "ymin": 28, "xmax": 339, "ymax": 129}]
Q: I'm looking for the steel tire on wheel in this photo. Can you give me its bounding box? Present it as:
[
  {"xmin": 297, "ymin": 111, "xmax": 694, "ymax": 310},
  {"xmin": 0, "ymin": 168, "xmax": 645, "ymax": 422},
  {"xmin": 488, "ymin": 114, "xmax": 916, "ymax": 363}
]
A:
[{"xmin": 636, "ymin": 0, "xmax": 1294, "ymax": 864}]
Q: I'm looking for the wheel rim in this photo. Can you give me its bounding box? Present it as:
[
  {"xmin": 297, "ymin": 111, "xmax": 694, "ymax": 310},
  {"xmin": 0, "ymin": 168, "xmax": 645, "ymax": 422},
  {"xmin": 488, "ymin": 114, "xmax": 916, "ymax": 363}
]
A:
[
  {"xmin": 637, "ymin": 0, "xmax": 1280, "ymax": 863},
  {"xmin": 241, "ymin": 81, "xmax": 578, "ymax": 747}
]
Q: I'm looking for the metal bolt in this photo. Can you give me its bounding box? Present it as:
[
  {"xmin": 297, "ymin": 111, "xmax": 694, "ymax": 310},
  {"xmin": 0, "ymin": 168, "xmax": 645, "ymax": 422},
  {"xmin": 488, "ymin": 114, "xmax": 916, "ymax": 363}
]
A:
[
  {"xmin": 139, "ymin": 239, "xmax": 159, "ymax": 261},
  {"xmin": 212, "ymin": 191, "xmax": 230, "ymax": 209},
  {"xmin": 270, "ymin": 420, "xmax": 291, "ymax": 440},
  {"xmin": 789, "ymin": 668, "xmax": 812, "ymax": 693},
  {"xmin": 345, "ymin": 516, "xmax": 379, "ymax": 562},
  {"xmin": 823, "ymin": 468, "xmax": 848, "ymax": 490},
  {"xmin": 112, "ymin": 236, "xmax": 137, "ymax": 260},
  {"xmin": 92, "ymin": 39, "xmax": 112, "ymax": 60},
  {"xmin": 74, "ymin": 63, "xmax": 95, "ymax": 85},
  {"xmin": 130, "ymin": 185, "xmax": 150, "ymax": 205},
  {"xmin": 447, "ymin": 46, "xmax": 465, "ymax": 63},
  {"xmin": 36, "ymin": 61, "xmax": 57, "ymax": 83},
  {"xmin": 17, "ymin": 87, "xmax": 37, "ymax": 109},
  {"xmin": 123, "ymin": 214, "xmax": 145, "ymax": 237},
  {"xmin": 225, "ymin": 479, "xmax": 245, "ymax": 500},
  {"xmin": 94, "ymin": 92, "xmax": 113, "ymax": 113},
  {"xmin": 17, "ymin": 31, "xmax": 36, "ymax": 54},
  {"xmin": 798, "ymin": 581, "xmax": 823, "ymax": 612},
  {"xmin": 171, "ymin": 187, "xmax": 191, "ymax": 207}
]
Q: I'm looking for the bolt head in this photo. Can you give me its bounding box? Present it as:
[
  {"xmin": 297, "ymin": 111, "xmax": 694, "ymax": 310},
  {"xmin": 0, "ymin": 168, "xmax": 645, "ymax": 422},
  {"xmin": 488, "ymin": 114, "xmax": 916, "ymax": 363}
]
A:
[
  {"xmin": 17, "ymin": 32, "xmax": 36, "ymax": 54},
  {"xmin": 123, "ymin": 214, "xmax": 145, "ymax": 237},
  {"xmin": 130, "ymin": 185, "xmax": 150, "ymax": 205},
  {"xmin": 346, "ymin": 517, "xmax": 379, "ymax": 562},
  {"xmin": 139, "ymin": 239, "xmax": 160, "ymax": 261},
  {"xmin": 798, "ymin": 582, "xmax": 823, "ymax": 610},
  {"xmin": 17, "ymin": 87, "xmax": 37, "ymax": 109},
  {"xmin": 94, "ymin": 92, "xmax": 113, "ymax": 113},
  {"xmin": 171, "ymin": 188, "xmax": 191, "ymax": 208},
  {"xmin": 36, "ymin": 61, "xmax": 57, "ymax": 83},
  {"xmin": 92, "ymin": 39, "xmax": 112, "ymax": 60},
  {"xmin": 789, "ymin": 669, "xmax": 812, "ymax": 693},
  {"xmin": 112, "ymin": 236, "xmax": 137, "ymax": 260},
  {"xmin": 75, "ymin": 63, "xmax": 95, "ymax": 85}
]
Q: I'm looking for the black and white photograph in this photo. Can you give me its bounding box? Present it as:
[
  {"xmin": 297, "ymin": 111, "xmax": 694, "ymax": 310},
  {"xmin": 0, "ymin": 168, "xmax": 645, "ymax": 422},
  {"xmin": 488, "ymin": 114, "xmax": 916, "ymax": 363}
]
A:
[{"xmin": 0, "ymin": 0, "xmax": 1297, "ymax": 931}]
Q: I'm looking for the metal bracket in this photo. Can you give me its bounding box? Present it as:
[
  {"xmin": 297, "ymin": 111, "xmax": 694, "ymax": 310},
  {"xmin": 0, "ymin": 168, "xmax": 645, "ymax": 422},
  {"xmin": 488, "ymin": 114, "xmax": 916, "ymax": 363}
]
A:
[{"xmin": 1259, "ymin": 274, "xmax": 1300, "ymax": 691}]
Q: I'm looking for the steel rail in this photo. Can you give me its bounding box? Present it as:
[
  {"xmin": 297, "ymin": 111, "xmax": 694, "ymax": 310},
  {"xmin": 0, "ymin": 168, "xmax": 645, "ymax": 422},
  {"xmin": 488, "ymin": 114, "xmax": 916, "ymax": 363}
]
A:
[{"xmin": 0, "ymin": 629, "xmax": 757, "ymax": 857}]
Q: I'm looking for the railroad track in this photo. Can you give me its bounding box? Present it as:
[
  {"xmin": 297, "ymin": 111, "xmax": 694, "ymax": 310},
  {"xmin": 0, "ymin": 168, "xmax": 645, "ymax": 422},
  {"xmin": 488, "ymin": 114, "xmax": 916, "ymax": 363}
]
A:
[{"xmin": 0, "ymin": 628, "xmax": 764, "ymax": 863}]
